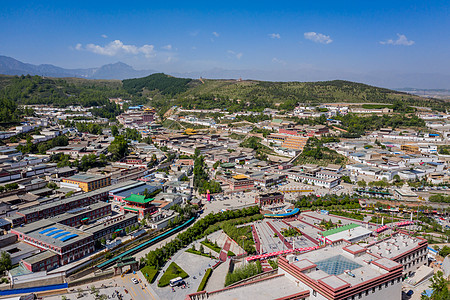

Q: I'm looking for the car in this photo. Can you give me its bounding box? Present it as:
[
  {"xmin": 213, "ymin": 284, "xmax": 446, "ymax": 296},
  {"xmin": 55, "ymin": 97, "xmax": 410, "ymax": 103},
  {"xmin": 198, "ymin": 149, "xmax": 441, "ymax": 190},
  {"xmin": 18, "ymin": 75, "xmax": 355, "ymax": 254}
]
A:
[
  {"xmin": 131, "ymin": 278, "xmax": 139, "ymax": 284},
  {"xmin": 406, "ymin": 290, "xmax": 414, "ymax": 296}
]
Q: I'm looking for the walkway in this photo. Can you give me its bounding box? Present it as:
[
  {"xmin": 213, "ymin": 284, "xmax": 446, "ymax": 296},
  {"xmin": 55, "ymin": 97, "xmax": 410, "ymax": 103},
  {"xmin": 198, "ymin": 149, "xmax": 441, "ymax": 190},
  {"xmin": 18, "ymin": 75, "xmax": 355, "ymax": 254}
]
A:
[
  {"xmin": 266, "ymin": 221, "xmax": 292, "ymax": 249},
  {"xmin": 219, "ymin": 238, "xmax": 231, "ymax": 262}
]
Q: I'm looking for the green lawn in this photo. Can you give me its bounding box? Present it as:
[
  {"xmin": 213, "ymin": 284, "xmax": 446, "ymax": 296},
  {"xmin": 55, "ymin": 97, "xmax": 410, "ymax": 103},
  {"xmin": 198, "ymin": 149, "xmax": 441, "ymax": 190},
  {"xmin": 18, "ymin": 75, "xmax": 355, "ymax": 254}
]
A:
[
  {"xmin": 157, "ymin": 262, "xmax": 189, "ymax": 287},
  {"xmin": 201, "ymin": 240, "xmax": 221, "ymax": 253},
  {"xmin": 141, "ymin": 266, "xmax": 159, "ymax": 284}
]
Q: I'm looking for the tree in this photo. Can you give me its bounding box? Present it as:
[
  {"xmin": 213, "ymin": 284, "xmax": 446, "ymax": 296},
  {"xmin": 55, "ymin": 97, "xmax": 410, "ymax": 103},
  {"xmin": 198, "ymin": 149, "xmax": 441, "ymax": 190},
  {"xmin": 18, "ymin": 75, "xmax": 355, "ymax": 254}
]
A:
[
  {"xmin": 357, "ymin": 180, "xmax": 367, "ymax": 188},
  {"xmin": 199, "ymin": 244, "xmax": 204, "ymax": 253},
  {"xmin": 111, "ymin": 125, "xmax": 119, "ymax": 137},
  {"xmin": 421, "ymin": 271, "xmax": 449, "ymax": 300},
  {"xmin": 0, "ymin": 252, "xmax": 12, "ymax": 272},
  {"xmin": 47, "ymin": 182, "xmax": 58, "ymax": 190},
  {"xmin": 341, "ymin": 176, "xmax": 351, "ymax": 184},
  {"xmin": 439, "ymin": 245, "xmax": 450, "ymax": 258},
  {"xmin": 90, "ymin": 286, "xmax": 98, "ymax": 294},
  {"xmin": 96, "ymin": 294, "xmax": 108, "ymax": 300},
  {"xmin": 108, "ymin": 135, "xmax": 129, "ymax": 161}
]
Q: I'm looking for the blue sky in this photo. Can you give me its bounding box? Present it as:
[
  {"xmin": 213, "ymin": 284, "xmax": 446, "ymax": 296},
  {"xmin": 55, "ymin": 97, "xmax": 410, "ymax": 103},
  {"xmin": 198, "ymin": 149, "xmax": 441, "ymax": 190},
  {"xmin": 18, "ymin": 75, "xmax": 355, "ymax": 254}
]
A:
[{"xmin": 1, "ymin": 1, "xmax": 449, "ymax": 87}]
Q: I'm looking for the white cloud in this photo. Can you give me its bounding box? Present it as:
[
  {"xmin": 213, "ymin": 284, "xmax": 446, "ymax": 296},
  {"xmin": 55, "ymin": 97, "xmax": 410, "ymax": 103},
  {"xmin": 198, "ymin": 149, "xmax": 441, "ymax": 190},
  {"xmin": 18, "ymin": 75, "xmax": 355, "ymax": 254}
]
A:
[
  {"xmin": 304, "ymin": 32, "xmax": 333, "ymax": 44},
  {"xmin": 77, "ymin": 40, "xmax": 155, "ymax": 58},
  {"xmin": 272, "ymin": 57, "xmax": 286, "ymax": 65},
  {"xmin": 380, "ymin": 34, "xmax": 415, "ymax": 46},
  {"xmin": 269, "ymin": 33, "xmax": 281, "ymax": 39},
  {"xmin": 162, "ymin": 44, "xmax": 173, "ymax": 50},
  {"xmin": 227, "ymin": 50, "xmax": 243, "ymax": 59},
  {"xmin": 190, "ymin": 30, "xmax": 200, "ymax": 37},
  {"xmin": 101, "ymin": 34, "xmax": 108, "ymax": 39},
  {"xmin": 212, "ymin": 31, "xmax": 220, "ymax": 37}
]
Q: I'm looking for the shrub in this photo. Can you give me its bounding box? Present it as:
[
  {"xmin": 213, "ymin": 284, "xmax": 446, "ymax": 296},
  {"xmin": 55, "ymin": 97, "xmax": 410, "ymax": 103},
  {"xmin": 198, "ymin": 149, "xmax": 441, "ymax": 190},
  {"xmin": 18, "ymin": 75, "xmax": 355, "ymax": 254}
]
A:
[
  {"xmin": 201, "ymin": 239, "xmax": 221, "ymax": 253},
  {"xmin": 225, "ymin": 262, "xmax": 261, "ymax": 286}
]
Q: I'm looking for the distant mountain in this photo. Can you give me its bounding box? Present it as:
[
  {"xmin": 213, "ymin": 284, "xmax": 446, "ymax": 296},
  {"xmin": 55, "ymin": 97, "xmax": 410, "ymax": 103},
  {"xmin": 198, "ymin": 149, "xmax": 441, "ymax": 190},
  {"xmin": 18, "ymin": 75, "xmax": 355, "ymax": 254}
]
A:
[{"xmin": 0, "ymin": 55, "xmax": 156, "ymax": 80}]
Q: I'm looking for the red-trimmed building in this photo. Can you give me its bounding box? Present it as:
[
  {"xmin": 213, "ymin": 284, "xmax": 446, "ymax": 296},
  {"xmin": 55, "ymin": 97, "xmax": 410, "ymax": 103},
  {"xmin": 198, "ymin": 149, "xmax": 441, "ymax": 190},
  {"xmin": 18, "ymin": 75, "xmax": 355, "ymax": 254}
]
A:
[
  {"xmin": 218, "ymin": 174, "xmax": 254, "ymax": 191},
  {"xmin": 11, "ymin": 220, "xmax": 95, "ymax": 266},
  {"xmin": 21, "ymin": 251, "xmax": 59, "ymax": 272},
  {"xmin": 255, "ymin": 192, "xmax": 284, "ymax": 208},
  {"xmin": 120, "ymin": 194, "xmax": 157, "ymax": 220}
]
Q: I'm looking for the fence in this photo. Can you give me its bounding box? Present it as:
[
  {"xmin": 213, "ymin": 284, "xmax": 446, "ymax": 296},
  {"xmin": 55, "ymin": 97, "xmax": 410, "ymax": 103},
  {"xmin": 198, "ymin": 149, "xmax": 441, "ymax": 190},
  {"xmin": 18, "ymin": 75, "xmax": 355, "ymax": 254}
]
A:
[{"xmin": 0, "ymin": 283, "xmax": 68, "ymax": 296}]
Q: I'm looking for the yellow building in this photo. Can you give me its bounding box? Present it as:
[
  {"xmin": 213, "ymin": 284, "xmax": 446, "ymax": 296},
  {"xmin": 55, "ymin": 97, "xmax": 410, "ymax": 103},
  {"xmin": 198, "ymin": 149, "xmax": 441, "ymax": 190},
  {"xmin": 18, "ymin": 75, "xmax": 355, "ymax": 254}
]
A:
[
  {"xmin": 62, "ymin": 174, "xmax": 111, "ymax": 192},
  {"xmin": 401, "ymin": 144, "xmax": 420, "ymax": 154},
  {"xmin": 282, "ymin": 136, "xmax": 308, "ymax": 151}
]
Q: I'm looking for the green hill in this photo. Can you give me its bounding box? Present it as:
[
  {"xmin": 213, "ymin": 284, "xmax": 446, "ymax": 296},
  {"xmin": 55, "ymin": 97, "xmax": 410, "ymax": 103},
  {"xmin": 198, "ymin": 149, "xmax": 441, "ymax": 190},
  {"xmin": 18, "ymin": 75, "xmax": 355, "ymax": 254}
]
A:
[
  {"xmin": 0, "ymin": 74, "xmax": 448, "ymax": 117},
  {"xmin": 123, "ymin": 74, "xmax": 449, "ymax": 112}
]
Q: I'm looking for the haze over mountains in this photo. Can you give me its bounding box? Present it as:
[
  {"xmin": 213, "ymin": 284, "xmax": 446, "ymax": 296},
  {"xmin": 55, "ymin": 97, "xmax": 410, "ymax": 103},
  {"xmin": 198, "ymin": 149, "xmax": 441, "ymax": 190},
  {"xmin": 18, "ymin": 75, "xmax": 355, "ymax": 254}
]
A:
[
  {"xmin": 1, "ymin": 55, "xmax": 450, "ymax": 90},
  {"xmin": 0, "ymin": 55, "xmax": 156, "ymax": 80}
]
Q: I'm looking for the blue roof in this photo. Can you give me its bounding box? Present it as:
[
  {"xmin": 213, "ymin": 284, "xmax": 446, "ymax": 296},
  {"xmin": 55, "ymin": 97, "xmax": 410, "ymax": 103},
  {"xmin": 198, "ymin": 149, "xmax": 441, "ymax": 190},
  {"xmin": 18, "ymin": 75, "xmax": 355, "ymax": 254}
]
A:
[
  {"xmin": 60, "ymin": 234, "xmax": 78, "ymax": 242},
  {"xmin": 115, "ymin": 184, "xmax": 159, "ymax": 198},
  {"xmin": 39, "ymin": 227, "xmax": 57, "ymax": 234},
  {"xmin": 264, "ymin": 208, "xmax": 300, "ymax": 218},
  {"xmin": 46, "ymin": 229, "xmax": 64, "ymax": 236},
  {"xmin": 53, "ymin": 232, "xmax": 71, "ymax": 239}
]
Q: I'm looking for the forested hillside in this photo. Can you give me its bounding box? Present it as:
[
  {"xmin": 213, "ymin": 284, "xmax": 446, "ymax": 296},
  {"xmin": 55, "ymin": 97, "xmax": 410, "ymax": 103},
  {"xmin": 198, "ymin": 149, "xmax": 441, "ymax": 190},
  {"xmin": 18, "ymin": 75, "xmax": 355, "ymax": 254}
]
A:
[
  {"xmin": 123, "ymin": 73, "xmax": 193, "ymax": 95},
  {"xmin": 123, "ymin": 74, "xmax": 449, "ymax": 113},
  {"xmin": 0, "ymin": 75, "xmax": 125, "ymax": 107},
  {"xmin": 0, "ymin": 74, "xmax": 448, "ymax": 125}
]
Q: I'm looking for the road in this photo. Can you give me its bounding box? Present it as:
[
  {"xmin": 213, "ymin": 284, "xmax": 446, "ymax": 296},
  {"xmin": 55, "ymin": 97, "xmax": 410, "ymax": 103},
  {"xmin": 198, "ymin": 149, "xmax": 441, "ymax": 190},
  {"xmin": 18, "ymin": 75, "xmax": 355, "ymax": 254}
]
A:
[{"xmin": 44, "ymin": 272, "xmax": 159, "ymax": 300}]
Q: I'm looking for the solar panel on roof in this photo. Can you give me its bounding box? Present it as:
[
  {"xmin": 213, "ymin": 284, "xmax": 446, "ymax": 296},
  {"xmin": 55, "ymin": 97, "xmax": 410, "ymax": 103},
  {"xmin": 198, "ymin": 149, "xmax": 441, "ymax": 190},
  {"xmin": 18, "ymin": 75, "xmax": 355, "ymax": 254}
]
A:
[
  {"xmin": 46, "ymin": 229, "xmax": 64, "ymax": 236},
  {"xmin": 53, "ymin": 232, "xmax": 71, "ymax": 239},
  {"xmin": 38, "ymin": 227, "xmax": 57, "ymax": 234},
  {"xmin": 60, "ymin": 234, "xmax": 78, "ymax": 242}
]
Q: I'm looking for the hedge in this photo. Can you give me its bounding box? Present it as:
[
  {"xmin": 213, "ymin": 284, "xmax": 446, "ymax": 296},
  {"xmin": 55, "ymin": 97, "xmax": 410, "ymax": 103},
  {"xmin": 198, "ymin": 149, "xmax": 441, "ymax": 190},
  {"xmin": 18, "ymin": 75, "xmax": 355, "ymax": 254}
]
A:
[
  {"xmin": 186, "ymin": 248, "xmax": 216, "ymax": 259},
  {"xmin": 201, "ymin": 240, "xmax": 221, "ymax": 253},
  {"xmin": 197, "ymin": 268, "xmax": 213, "ymax": 291}
]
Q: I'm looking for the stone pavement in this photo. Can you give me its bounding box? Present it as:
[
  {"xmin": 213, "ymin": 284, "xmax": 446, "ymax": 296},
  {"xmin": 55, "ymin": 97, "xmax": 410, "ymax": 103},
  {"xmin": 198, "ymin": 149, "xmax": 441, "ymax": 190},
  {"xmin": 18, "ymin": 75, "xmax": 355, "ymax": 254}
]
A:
[{"xmin": 204, "ymin": 260, "xmax": 230, "ymax": 292}]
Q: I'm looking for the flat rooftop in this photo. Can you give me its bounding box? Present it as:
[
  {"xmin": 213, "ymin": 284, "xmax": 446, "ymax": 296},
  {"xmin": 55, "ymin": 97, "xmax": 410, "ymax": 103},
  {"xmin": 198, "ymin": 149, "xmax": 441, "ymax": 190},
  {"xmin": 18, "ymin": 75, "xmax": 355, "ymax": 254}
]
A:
[
  {"xmin": 114, "ymin": 183, "xmax": 159, "ymax": 198},
  {"xmin": 206, "ymin": 275, "xmax": 304, "ymax": 300},
  {"xmin": 15, "ymin": 220, "xmax": 92, "ymax": 248},
  {"xmin": 366, "ymin": 232, "xmax": 426, "ymax": 260},
  {"xmin": 49, "ymin": 201, "xmax": 111, "ymax": 223},
  {"xmin": 64, "ymin": 173, "xmax": 109, "ymax": 183},
  {"xmin": 323, "ymin": 226, "xmax": 372, "ymax": 242},
  {"xmin": 84, "ymin": 213, "xmax": 137, "ymax": 234},
  {"xmin": 19, "ymin": 180, "xmax": 137, "ymax": 215},
  {"xmin": 22, "ymin": 250, "xmax": 56, "ymax": 265},
  {"xmin": 289, "ymin": 244, "xmax": 402, "ymax": 288}
]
